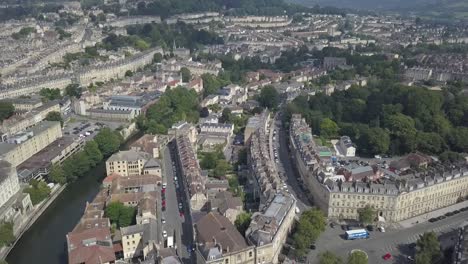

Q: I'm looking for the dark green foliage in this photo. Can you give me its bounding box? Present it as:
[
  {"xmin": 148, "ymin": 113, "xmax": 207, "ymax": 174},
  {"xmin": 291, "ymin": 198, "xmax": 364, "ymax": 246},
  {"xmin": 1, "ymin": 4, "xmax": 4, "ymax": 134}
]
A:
[
  {"xmin": 358, "ymin": 205, "xmax": 376, "ymax": 224},
  {"xmin": 0, "ymin": 101, "xmax": 15, "ymax": 122},
  {"xmin": 61, "ymin": 138, "xmax": 105, "ymax": 183},
  {"xmin": 45, "ymin": 111, "xmax": 63, "ymax": 126},
  {"xmin": 48, "ymin": 165, "xmax": 66, "ymax": 184},
  {"xmin": 0, "ymin": 222, "xmax": 15, "ymax": 247},
  {"xmin": 234, "ymin": 212, "xmax": 252, "ymax": 235},
  {"xmin": 287, "ymin": 80, "xmax": 467, "ymax": 156},
  {"xmin": 39, "ymin": 88, "xmax": 62, "ymax": 101},
  {"xmin": 347, "ymin": 251, "xmax": 368, "ymax": 264},
  {"xmin": 258, "ymin": 85, "xmax": 280, "ymax": 110},
  {"xmin": 84, "ymin": 141, "xmax": 104, "ymax": 167},
  {"xmin": 415, "ymin": 232, "xmax": 442, "ymax": 264},
  {"xmin": 153, "ymin": 52, "xmax": 163, "ymax": 63},
  {"xmin": 201, "ymin": 73, "xmax": 229, "ymax": 97},
  {"xmin": 94, "ymin": 128, "xmax": 122, "ymax": 157},
  {"xmin": 105, "ymin": 202, "xmax": 136, "ymax": 228},
  {"xmin": 24, "ymin": 179, "xmax": 51, "ymax": 205},
  {"xmin": 293, "ymin": 208, "xmax": 327, "ymax": 257},
  {"xmin": 65, "ymin": 84, "xmax": 82, "ymax": 98},
  {"xmin": 144, "ymin": 87, "xmax": 199, "ymax": 133},
  {"xmin": 180, "ymin": 67, "xmax": 191, "ymax": 82}
]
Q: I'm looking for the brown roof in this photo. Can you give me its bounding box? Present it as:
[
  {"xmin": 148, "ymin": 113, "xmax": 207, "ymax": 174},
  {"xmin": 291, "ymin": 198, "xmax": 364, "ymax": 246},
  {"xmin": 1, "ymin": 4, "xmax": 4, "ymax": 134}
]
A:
[
  {"xmin": 67, "ymin": 227, "xmax": 115, "ymax": 264},
  {"xmin": 212, "ymin": 191, "xmax": 243, "ymax": 214},
  {"xmin": 73, "ymin": 218, "xmax": 111, "ymax": 233},
  {"xmin": 196, "ymin": 212, "xmax": 248, "ymax": 253}
]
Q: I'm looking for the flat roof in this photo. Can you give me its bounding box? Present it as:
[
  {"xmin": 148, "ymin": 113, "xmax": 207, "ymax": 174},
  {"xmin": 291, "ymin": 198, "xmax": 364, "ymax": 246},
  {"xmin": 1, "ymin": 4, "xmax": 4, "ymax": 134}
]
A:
[{"xmin": 345, "ymin": 229, "xmax": 368, "ymax": 234}]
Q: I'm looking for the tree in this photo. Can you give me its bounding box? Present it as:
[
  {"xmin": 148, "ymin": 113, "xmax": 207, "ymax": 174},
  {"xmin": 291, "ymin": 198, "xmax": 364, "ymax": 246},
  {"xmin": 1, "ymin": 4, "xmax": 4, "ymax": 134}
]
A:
[
  {"xmin": 319, "ymin": 251, "xmax": 343, "ymax": 264},
  {"xmin": 213, "ymin": 159, "xmax": 231, "ymax": 178},
  {"xmin": 358, "ymin": 127, "xmax": 390, "ymax": 156},
  {"xmin": 0, "ymin": 222, "xmax": 15, "ymax": 247},
  {"xmin": 220, "ymin": 108, "xmax": 232, "ymax": 123},
  {"xmin": 0, "ymin": 101, "xmax": 14, "ymax": 122},
  {"xmin": 358, "ymin": 205, "xmax": 376, "ymax": 224},
  {"xmin": 415, "ymin": 232, "xmax": 442, "ymax": 264},
  {"xmin": 45, "ymin": 111, "xmax": 63, "ymax": 126},
  {"xmin": 94, "ymin": 128, "xmax": 122, "ymax": 157},
  {"xmin": 347, "ymin": 251, "xmax": 368, "ymax": 264},
  {"xmin": 39, "ymin": 88, "xmax": 62, "ymax": 101},
  {"xmin": 153, "ymin": 52, "xmax": 163, "ymax": 63},
  {"xmin": 294, "ymin": 209, "xmax": 327, "ymax": 257},
  {"xmin": 64, "ymin": 84, "xmax": 82, "ymax": 98},
  {"xmin": 105, "ymin": 202, "xmax": 136, "ymax": 228},
  {"xmin": 125, "ymin": 70, "xmax": 133, "ymax": 77},
  {"xmin": 258, "ymin": 85, "xmax": 279, "ymax": 110},
  {"xmin": 180, "ymin": 67, "xmax": 191, "ymax": 82},
  {"xmin": 48, "ymin": 164, "xmax": 66, "ymax": 184},
  {"xmin": 202, "ymin": 73, "xmax": 228, "ymax": 97},
  {"xmin": 84, "ymin": 141, "xmax": 103, "ymax": 167},
  {"xmin": 234, "ymin": 212, "xmax": 251, "ymax": 235},
  {"xmin": 320, "ymin": 118, "xmax": 339, "ymax": 138},
  {"xmin": 200, "ymin": 152, "xmax": 218, "ymax": 170},
  {"xmin": 24, "ymin": 179, "xmax": 51, "ymax": 205}
]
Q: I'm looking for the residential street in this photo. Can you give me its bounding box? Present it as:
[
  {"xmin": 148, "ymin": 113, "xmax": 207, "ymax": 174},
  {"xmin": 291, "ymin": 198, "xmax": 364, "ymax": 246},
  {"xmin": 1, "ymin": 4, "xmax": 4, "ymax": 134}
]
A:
[{"xmin": 162, "ymin": 146, "xmax": 194, "ymax": 263}]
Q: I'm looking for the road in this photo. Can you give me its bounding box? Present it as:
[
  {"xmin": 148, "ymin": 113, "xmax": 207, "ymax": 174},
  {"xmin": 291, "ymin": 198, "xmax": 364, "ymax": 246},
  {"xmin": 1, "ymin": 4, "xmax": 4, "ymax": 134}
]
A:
[
  {"xmin": 307, "ymin": 210, "xmax": 468, "ymax": 263},
  {"xmin": 274, "ymin": 112, "xmax": 311, "ymax": 212},
  {"xmin": 162, "ymin": 146, "xmax": 195, "ymax": 263}
]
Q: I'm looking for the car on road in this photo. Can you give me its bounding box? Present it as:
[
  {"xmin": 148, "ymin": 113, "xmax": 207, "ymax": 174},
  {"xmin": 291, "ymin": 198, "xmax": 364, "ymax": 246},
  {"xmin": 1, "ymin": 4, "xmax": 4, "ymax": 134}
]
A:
[
  {"xmin": 178, "ymin": 203, "xmax": 183, "ymax": 209},
  {"xmin": 383, "ymin": 253, "xmax": 392, "ymax": 260},
  {"xmin": 162, "ymin": 206, "xmax": 166, "ymax": 211},
  {"xmin": 407, "ymin": 255, "xmax": 415, "ymax": 261},
  {"xmin": 161, "ymin": 218, "xmax": 166, "ymax": 224},
  {"xmin": 309, "ymin": 244, "xmax": 316, "ymax": 250},
  {"xmin": 366, "ymin": 225, "xmax": 374, "ymax": 231},
  {"xmin": 379, "ymin": 226, "xmax": 386, "ymax": 232},
  {"xmin": 174, "ymin": 176, "xmax": 178, "ymax": 181},
  {"xmin": 162, "ymin": 183, "xmax": 167, "ymax": 188},
  {"xmin": 163, "ymin": 230, "xmax": 167, "ymax": 238},
  {"xmin": 428, "ymin": 218, "xmax": 437, "ymax": 223},
  {"xmin": 330, "ymin": 223, "xmax": 335, "ymax": 228},
  {"xmin": 179, "ymin": 211, "xmax": 184, "ymax": 217}
]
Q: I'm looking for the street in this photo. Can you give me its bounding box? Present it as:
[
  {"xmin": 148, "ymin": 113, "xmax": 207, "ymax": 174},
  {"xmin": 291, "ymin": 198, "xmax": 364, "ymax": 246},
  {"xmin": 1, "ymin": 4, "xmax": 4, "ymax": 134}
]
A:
[
  {"xmin": 162, "ymin": 146, "xmax": 195, "ymax": 263},
  {"xmin": 274, "ymin": 112, "xmax": 311, "ymax": 212},
  {"xmin": 307, "ymin": 209, "xmax": 468, "ymax": 263}
]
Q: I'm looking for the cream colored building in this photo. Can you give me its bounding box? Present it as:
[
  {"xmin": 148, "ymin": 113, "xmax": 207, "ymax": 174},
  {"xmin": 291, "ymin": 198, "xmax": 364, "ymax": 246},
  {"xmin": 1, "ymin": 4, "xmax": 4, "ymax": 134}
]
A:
[
  {"xmin": 0, "ymin": 161, "xmax": 21, "ymax": 209},
  {"xmin": 0, "ymin": 101, "xmax": 60, "ymax": 137},
  {"xmin": 0, "ymin": 121, "xmax": 62, "ymax": 167},
  {"xmin": 246, "ymin": 193, "xmax": 296, "ymax": 264},
  {"xmin": 105, "ymin": 150, "xmax": 152, "ymax": 176},
  {"xmin": 290, "ymin": 114, "xmax": 468, "ymax": 223}
]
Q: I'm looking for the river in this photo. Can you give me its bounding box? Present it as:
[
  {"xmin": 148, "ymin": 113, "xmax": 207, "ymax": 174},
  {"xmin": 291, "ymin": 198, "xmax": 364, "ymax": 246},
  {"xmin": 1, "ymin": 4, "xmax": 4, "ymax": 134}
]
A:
[{"xmin": 7, "ymin": 134, "xmax": 140, "ymax": 264}]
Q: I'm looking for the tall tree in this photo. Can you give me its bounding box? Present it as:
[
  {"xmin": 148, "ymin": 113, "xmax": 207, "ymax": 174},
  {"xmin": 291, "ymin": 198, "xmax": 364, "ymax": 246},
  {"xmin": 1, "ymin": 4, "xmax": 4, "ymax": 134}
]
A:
[
  {"xmin": 258, "ymin": 85, "xmax": 279, "ymax": 110},
  {"xmin": 0, "ymin": 222, "xmax": 15, "ymax": 247},
  {"xmin": 64, "ymin": 84, "xmax": 82, "ymax": 98},
  {"xmin": 358, "ymin": 205, "xmax": 376, "ymax": 224},
  {"xmin": 180, "ymin": 67, "xmax": 191, "ymax": 82},
  {"xmin": 84, "ymin": 141, "xmax": 103, "ymax": 167},
  {"xmin": 320, "ymin": 118, "xmax": 339, "ymax": 139},
  {"xmin": 0, "ymin": 101, "xmax": 14, "ymax": 122},
  {"xmin": 94, "ymin": 128, "xmax": 122, "ymax": 157},
  {"xmin": 105, "ymin": 202, "xmax": 136, "ymax": 228},
  {"xmin": 234, "ymin": 212, "xmax": 252, "ymax": 235},
  {"xmin": 415, "ymin": 232, "xmax": 441, "ymax": 264},
  {"xmin": 48, "ymin": 164, "xmax": 66, "ymax": 184},
  {"xmin": 45, "ymin": 111, "xmax": 63, "ymax": 126}
]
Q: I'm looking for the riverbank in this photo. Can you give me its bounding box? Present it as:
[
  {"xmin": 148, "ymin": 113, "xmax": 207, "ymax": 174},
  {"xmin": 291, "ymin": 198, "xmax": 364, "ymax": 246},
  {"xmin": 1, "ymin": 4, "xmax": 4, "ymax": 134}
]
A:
[
  {"xmin": 0, "ymin": 184, "xmax": 67, "ymax": 260},
  {"xmin": 6, "ymin": 132, "xmax": 141, "ymax": 264}
]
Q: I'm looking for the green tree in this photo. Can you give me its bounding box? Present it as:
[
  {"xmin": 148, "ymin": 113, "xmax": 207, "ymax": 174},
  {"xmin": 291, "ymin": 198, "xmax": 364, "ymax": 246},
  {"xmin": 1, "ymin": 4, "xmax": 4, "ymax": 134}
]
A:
[
  {"xmin": 347, "ymin": 251, "xmax": 368, "ymax": 264},
  {"xmin": 449, "ymin": 127, "xmax": 468, "ymax": 153},
  {"xmin": 415, "ymin": 232, "xmax": 441, "ymax": 264},
  {"xmin": 320, "ymin": 118, "xmax": 339, "ymax": 139},
  {"xmin": 0, "ymin": 222, "xmax": 15, "ymax": 247},
  {"xmin": 94, "ymin": 128, "xmax": 122, "ymax": 157},
  {"xmin": 45, "ymin": 111, "xmax": 63, "ymax": 126},
  {"xmin": 84, "ymin": 141, "xmax": 103, "ymax": 167},
  {"xmin": 234, "ymin": 212, "xmax": 252, "ymax": 235},
  {"xmin": 201, "ymin": 73, "xmax": 228, "ymax": 97},
  {"xmin": 180, "ymin": 67, "xmax": 191, "ymax": 82},
  {"xmin": 0, "ymin": 101, "xmax": 15, "ymax": 122},
  {"xmin": 64, "ymin": 84, "xmax": 82, "ymax": 98},
  {"xmin": 213, "ymin": 159, "xmax": 231, "ymax": 178},
  {"xmin": 258, "ymin": 85, "xmax": 279, "ymax": 110},
  {"xmin": 105, "ymin": 202, "xmax": 136, "ymax": 228},
  {"xmin": 39, "ymin": 88, "xmax": 62, "ymax": 101},
  {"xmin": 125, "ymin": 70, "xmax": 133, "ymax": 77},
  {"xmin": 294, "ymin": 208, "xmax": 327, "ymax": 257},
  {"xmin": 48, "ymin": 164, "xmax": 66, "ymax": 184},
  {"xmin": 0, "ymin": 260, "xmax": 9, "ymax": 264},
  {"xmin": 319, "ymin": 251, "xmax": 343, "ymax": 264},
  {"xmin": 358, "ymin": 205, "xmax": 376, "ymax": 224},
  {"xmin": 153, "ymin": 52, "xmax": 163, "ymax": 63},
  {"xmin": 200, "ymin": 152, "xmax": 218, "ymax": 170},
  {"xmin": 24, "ymin": 179, "xmax": 51, "ymax": 205},
  {"xmin": 220, "ymin": 108, "xmax": 232, "ymax": 123},
  {"xmin": 358, "ymin": 127, "xmax": 390, "ymax": 156}
]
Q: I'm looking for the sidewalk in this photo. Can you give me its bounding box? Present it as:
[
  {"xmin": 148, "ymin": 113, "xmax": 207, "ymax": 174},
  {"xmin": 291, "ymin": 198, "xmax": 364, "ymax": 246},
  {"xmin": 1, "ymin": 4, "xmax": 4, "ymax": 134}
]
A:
[{"xmin": 397, "ymin": 200, "xmax": 468, "ymax": 229}]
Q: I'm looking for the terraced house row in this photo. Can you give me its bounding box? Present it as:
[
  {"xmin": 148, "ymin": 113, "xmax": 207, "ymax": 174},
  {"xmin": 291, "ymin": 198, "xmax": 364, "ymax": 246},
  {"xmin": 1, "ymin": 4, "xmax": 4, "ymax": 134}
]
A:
[{"xmin": 290, "ymin": 114, "xmax": 468, "ymax": 223}]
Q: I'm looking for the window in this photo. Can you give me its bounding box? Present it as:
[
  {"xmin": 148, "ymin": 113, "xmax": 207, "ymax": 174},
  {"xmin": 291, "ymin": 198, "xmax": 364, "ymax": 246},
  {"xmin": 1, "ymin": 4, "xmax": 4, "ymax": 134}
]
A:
[
  {"xmin": 249, "ymin": 251, "xmax": 253, "ymax": 258},
  {"xmin": 225, "ymin": 258, "xmax": 229, "ymax": 264}
]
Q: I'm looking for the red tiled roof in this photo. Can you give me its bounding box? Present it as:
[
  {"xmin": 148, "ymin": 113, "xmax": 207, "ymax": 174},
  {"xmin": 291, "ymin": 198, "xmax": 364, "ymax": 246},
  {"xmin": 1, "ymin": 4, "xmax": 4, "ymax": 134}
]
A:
[{"xmin": 67, "ymin": 227, "xmax": 115, "ymax": 264}]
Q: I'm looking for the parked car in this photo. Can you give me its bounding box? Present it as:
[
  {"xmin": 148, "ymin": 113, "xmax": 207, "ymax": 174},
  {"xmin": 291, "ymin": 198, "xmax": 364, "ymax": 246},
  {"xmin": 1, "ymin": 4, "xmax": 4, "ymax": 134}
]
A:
[
  {"xmin": 161, "ymin": 218, "xmax": 166, "ymax": 224},
  {"xmin": 366, "ymin": 225, "xmax": 374, "ymax": 231},
  {"xmin": 428, "ymin": 218, "xmax": 437, "ymax": 223},
  {"xmin": 379, "ymin": 227, "xmax": 386, "ymax": 232},
  {"xmin": 178, "ymin": 203, "xmax": 183, "ymax": 209},
  {"xmin": 310, "ymin": 244, "xmax": 316, "ymax": 250},
  {"xmin": 163, "ymin": 230, "xmax": 167, "ymax": 238},
  {"xmin": 383, "ymin": 253, "xmax": 392, "ymax": 260}
]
